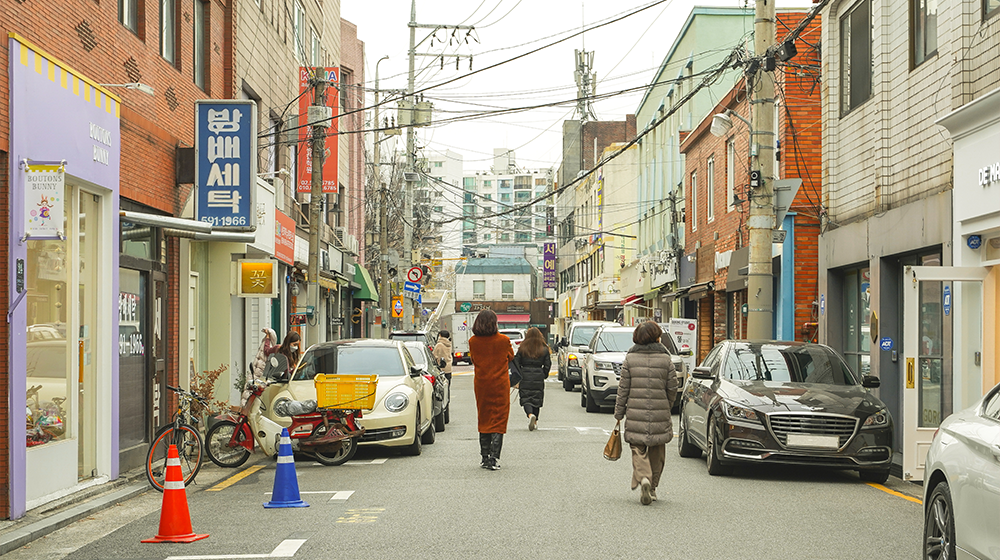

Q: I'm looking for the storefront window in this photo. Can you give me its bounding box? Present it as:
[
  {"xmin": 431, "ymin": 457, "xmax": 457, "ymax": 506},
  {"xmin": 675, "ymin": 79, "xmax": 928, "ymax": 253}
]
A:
[
  {"xmin": 842, "ymin": 267, "xmax": 871, "ymax": 377},
  {"xmin": 26, "ymin": 211, "xmax": 70, "ymax": 448}
]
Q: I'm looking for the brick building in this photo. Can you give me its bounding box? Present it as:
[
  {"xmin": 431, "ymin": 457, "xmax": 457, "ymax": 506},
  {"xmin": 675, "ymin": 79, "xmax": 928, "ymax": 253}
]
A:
[{"xmin": 678, "ymin": 12, "xmax": 821, "ymax": 361}]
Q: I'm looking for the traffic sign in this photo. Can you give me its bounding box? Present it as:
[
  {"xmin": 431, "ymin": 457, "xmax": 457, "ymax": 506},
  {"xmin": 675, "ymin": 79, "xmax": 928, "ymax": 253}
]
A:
[
  {"xmin": 403, "ymin": 281, "xmax": 421, "ymax": 300},
  {"xmin": 392, "ymin": 297, "xmax": 403, "ymax": 318},
  {"xmin": 406, "ymin": 266, "xmax": 423, "ymax": 283}
]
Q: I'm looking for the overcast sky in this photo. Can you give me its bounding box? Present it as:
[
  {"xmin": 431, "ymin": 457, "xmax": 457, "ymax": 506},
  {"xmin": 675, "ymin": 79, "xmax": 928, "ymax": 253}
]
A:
[{"xmin": 342, "ymin": 0, "xmax": 811, "ymax": 172}]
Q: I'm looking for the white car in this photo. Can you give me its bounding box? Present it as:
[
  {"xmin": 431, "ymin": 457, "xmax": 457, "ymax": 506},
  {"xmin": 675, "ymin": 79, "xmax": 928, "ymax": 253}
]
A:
[
  {"xmin": 500, "ymin": 328, "xmax": 526, "ymax": 354},
  {"xmin": 922, "ymin": 381, "xmax": 1000, "ymax": 560},
  {"xmin": 264, "ymin": 339, "xmax": 436, "ymax": 456}
]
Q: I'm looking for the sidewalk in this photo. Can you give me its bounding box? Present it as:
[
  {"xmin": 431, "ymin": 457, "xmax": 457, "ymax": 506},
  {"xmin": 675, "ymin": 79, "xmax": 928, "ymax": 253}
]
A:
[{"xmin": 0, "ymin": 466, "xmax": 150, "ymax": 555}]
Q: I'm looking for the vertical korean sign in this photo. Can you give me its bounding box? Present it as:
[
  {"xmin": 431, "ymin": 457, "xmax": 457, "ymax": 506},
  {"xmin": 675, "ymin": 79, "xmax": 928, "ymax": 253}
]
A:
[
  {"xmin": 24, "ymin": 164, "xmax": 65, "ymax": 238},
  {"xmin": 297, "ymin": 67, "xmax": 339, "ymax": 193},
  {"xmin": 543, "ymin": 242, "xmax": 556, "ymax": 289},
  {"xmin": 195, "ymin": 100, "xmax": 256, "ymax": 230}
]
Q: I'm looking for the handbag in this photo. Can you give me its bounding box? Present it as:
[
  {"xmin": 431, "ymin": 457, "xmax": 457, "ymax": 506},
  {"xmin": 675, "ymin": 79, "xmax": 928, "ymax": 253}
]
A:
[{"xmin": 604, "ymin": 420, "xmax": 622, "ymax": 461}]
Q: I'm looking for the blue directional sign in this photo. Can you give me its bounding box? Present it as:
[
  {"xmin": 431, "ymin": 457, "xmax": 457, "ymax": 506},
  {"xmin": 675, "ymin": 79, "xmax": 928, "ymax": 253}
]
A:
[
  {"xmin": 403, "ymin": 281, "xmax": 421, "ymax": 300},
  {"xmin": 943, "ymin": 285, "xmax": 951, "ymax": 316},
  {"xmin": 879, "ymin": 337, "xmax": 894, "ymax": 351}
]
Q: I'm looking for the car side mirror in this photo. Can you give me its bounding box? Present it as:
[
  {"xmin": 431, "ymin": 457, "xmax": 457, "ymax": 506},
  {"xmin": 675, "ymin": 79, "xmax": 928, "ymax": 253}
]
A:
[
  {"xmin": 559, "ymin": 338, "xmax": 568, "ymax": 348},
  {"xmin": 862, "ymin": 374, "xmax": 880, "ymax": 388},
  {"xmin": 410, "ymin": 365, "xmax": 425, "ymax": 377},
  {"xmin": 577, "ymin": 346, "xmax": 593, "ymax": 354},
  {"xmin": 691, "ymin": 366, "xmax": 714, "ymax": 380}
]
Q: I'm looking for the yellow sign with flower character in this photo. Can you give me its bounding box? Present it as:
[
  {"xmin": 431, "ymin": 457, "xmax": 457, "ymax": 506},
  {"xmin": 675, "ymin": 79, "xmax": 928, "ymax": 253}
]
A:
[{"xmin": 237, "ymin": 260, "xmax": 278, "ymax": 297}]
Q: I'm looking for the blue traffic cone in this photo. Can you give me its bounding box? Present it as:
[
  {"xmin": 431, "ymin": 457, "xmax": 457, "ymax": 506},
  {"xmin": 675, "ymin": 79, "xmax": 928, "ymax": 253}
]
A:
[{"xmin": 263, "ymin": 428, "xmax": 309, "ymax": 508}]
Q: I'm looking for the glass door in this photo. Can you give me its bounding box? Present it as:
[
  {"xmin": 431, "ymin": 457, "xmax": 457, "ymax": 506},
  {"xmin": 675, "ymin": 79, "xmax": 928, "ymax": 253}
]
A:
[
  {"xmin": 902, "ymin": 266, "xmax": 987, "ymax": 482},
  {"xmin": 77, "ymin": 188, "xmax": 100, "ymax": 480}
]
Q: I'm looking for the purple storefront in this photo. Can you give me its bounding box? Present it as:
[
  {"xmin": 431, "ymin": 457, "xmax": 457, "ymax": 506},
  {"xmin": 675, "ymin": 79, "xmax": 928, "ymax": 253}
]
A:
[{"xmin": 7, "ymin": 34, "xmax": 121, "ymax": 517}]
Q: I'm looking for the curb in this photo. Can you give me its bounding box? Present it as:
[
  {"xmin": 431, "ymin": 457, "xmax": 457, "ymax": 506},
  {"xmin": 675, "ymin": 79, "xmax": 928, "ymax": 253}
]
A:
[{"xmin": 0, "ymin": 482, "xmax": 149, "ymax": 555}]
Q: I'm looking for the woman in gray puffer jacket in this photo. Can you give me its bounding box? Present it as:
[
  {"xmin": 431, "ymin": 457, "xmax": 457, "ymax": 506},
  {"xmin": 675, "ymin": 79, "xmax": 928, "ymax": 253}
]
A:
[{"xmin": 614, "ymin": 321, "xmax": 678, "ymax": 506}]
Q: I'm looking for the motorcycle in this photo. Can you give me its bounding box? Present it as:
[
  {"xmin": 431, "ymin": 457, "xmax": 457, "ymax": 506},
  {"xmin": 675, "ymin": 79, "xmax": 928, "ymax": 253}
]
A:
[{"xmin": 204, "ymin": 354, "xmax": 366, "ymax": 467}]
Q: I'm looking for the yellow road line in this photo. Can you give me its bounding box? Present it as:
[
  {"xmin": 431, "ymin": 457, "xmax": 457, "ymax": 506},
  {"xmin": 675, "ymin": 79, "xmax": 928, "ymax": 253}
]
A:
[
  {"xmin": 205, "ymin": 464, "xmax": 266, "ymax": 491},
  {"xmin": 866, "ymin": 482, "xmax": 923, "ymax": 505}
]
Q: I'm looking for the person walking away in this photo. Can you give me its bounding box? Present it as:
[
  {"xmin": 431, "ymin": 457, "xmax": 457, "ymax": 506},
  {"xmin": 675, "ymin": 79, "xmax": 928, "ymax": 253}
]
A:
[
  {"xmin": 468, "ymin": 310, "xmax": 514, "ymax": 470},
  {"xmin": 613, "ymin": 321, "xmax": 678, "ymax": 505},
  {"xmin": 243, "ymin": 328, "xmax": 278, "ymax": 405},
  {"xmin": 264, "ymin": 331, "xmax": 301, "ymax": 379},
  {"xmin": 508, "ymin": 327, "xmax": 550, "ymax": 431},
  {"xmin": 433, "ymin": 330, "xmax": 454, "ymax": 382}
]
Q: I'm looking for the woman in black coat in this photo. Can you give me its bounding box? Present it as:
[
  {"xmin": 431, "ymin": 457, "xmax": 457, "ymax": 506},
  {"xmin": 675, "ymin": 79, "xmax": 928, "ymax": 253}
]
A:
[{"xmin": 509, "ymin": 327, "xmax": 551, "ymax": 431}]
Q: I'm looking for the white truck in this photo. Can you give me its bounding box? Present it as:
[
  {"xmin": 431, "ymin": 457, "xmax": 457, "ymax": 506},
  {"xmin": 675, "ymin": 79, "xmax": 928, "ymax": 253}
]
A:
[{"xmin": 448, "ymin": 312, "xmax": 476, "ymax": 365}]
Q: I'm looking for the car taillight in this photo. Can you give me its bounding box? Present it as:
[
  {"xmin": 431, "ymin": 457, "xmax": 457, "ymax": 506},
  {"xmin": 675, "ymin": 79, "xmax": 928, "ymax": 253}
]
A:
[{"xmin": 424, "ymin": 374, "xmax": 435, "ymax": 384}]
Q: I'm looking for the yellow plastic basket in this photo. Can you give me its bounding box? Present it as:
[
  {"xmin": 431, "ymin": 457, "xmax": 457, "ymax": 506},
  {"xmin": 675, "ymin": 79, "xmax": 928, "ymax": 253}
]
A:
[{"xmin": 314, "ymin": 374, "xmax": 378, "ymax": 410}]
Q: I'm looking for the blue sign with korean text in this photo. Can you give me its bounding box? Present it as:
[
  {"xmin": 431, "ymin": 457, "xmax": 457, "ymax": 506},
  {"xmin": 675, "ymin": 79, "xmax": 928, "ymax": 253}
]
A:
[
  {"xmin": 403, "ymin": 281, "xmax": 421, "ymax": 300},
  {"xmin": 879, "ymin": 337, "xmax": 893, "ymax": 351},
  {"xmin": 943, "ymin": 285, "xmax": 951, "ymax": 316},
  {"xmin": 543, "ymin": 242, "xmax": 556, "ymax": 289},
  {"xmin": 195, "ymin": 100, "xmax": 256, "ymax": 230}
]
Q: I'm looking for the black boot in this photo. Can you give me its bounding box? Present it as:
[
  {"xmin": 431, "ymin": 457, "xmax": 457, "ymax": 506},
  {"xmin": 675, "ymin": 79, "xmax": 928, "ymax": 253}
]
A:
[
  {"xmin": 479, "ymin": 433, "xmax": 491, "ymax": 468},
  {"xmin": 487, "ymin": 433, "xmax": 504, "ymax": 470}
]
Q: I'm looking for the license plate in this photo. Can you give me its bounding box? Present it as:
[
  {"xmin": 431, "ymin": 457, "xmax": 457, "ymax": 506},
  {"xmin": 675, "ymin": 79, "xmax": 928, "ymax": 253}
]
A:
[{"xmin": 786, "ymin": 433, "xmax": 839, "ymax": 449}]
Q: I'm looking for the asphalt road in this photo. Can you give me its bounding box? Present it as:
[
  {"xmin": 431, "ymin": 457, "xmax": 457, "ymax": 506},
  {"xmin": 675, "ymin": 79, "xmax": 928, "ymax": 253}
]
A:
[{"xmin": 8, "ymin": 364, "xmax": 924, "ymax": 559}]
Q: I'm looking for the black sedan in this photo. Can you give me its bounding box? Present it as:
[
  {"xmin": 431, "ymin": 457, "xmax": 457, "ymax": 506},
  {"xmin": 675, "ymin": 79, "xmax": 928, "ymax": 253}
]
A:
[{"xmin": 677, "ymin": 340, "xmax": 893, "ymax": 483}]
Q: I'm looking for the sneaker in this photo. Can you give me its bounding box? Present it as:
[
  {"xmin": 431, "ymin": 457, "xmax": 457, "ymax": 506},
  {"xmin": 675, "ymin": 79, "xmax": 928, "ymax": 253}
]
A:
[
  {"xmin": 487, "ymin": 457, "xmax": 501, "ymax": 471},
  {"xmin": 640, "ymin": 478, "xmax": 652, "ymax": 505},
  {"xmin": 650, "ymin": 488, "xmax": 658, "ymax": 501},
  {"xmin": 528, "ymin": 414, "xmax": 537, "ymax": 431}
]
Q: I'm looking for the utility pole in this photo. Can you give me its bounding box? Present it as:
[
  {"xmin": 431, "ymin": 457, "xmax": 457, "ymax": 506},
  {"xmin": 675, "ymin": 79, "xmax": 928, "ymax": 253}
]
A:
[
  {"xmin": 306, "ymin": 69, "xmax": 327, "ymax": 347},
  {"xmin": 747, "ymin": 0, "xmax": 776, "ymax": 338},
  {"xmin": 375, "ymin": 56, "xmax": 390, "ymax": 338},
  {"xmin": 406, "ymin": 0, "xmax": 475, "ymax": 329}
]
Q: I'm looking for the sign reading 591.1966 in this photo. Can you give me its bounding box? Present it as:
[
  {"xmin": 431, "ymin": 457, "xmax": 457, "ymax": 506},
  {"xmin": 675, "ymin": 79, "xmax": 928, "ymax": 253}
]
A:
[{"xmin": 195, "ymin": 100, "xmax": 257, "ymax": 231}]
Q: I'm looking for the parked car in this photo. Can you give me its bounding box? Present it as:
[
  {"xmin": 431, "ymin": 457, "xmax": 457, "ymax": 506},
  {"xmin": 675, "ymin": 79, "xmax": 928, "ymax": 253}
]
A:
[
  {"xmin": 922, "ymin": 381, "xmax": 1000, "ymax": 560},
  {"xmin": 677, "ymin": 340, "xmax": 893, "ymax": 482},
  {"xmin": 402, "ymin": 341, "xmax": 451, "ymax": 433},
  {"xmin": 557, "ymin": 321, "xmax": 614, "ymax": 391},
  {"xmin": 578, "ymin": 325, "xmax": 635, "ymax": 412},
  {"xmin": 263, "ymin": 339, "xmax": 436, "ymax": 456},
  {"xmin": 389, "ymin": 330, "xmax": 436, "ymax": 355},
  {"xmin": 500, "ymin": 328, "xmax": 526, "ymax": 354}
]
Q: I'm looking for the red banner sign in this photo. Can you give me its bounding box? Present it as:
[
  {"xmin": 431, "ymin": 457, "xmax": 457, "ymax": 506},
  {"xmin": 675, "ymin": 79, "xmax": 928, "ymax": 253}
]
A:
[
  {"xmin": 275, "ymin": 210, "xmax": 296, "ymax": 265},
  {"xmin": 297, "ymin": 67, "xmax": 339, "ymax": 194}
]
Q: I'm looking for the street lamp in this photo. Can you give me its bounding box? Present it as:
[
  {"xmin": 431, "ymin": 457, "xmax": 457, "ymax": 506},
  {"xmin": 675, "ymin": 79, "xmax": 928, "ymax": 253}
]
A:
[
  {"xmin": 710, "ymin": 109, "xmax": 751, "ymax": 138},
  {"xmin": 99, "ymin": 82, "xmax": 155, "ymax": 96}
]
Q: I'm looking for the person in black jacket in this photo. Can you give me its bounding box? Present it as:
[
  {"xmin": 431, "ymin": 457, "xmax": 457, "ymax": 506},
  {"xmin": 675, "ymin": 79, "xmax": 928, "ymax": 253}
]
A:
[{"xmin": 509, "ymin": 327, "xmax": 551, "ymax": 431}]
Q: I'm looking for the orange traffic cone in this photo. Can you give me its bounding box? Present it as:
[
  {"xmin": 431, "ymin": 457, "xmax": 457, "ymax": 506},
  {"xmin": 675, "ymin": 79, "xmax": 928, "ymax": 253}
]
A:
[{"xmin": 142, "ymin": 444, "xmax": 209, "ymax": 543}]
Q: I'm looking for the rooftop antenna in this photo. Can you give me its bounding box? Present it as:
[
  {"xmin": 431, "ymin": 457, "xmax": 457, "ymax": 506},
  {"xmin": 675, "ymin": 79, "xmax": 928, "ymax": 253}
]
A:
[{"xmin": 574, "ymin": 2, "xmax": 597, "ymax": 123}]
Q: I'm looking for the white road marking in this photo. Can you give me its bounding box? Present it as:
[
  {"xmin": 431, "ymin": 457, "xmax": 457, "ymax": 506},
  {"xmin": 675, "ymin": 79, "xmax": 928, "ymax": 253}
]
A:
[
  {"xmin": 166, "ymin": 538, "xmax": 307, "ymax": 559},
  {"xmin": 330, "ymin": 490, "xmax": 355, "ymax": 501},
  {"xmin": 346, "ymin": 458, "xmax": 387, "ymax": 465}
]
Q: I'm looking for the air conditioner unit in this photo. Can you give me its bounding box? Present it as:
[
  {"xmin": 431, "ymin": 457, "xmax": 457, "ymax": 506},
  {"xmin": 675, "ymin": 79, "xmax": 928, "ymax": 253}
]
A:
[
  {"xmin": 320, "ymin": 249, "xmax": 330, "ymax": 271},
  {"xmin": 403, "ymin": 171, "xmax": 420, "ymax": 182},
  {"xmin": 345, "ymin": 233, "xmax": 359, "ymax": 255},
  {"xmin": 333, "ymin": 226, "xmax": 348, "ymax": 250}
]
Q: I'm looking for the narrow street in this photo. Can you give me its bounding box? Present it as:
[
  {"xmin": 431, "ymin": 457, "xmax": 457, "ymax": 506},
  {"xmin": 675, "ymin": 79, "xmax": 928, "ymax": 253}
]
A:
[{"xmin": 8, "ymin": 366, "xmax": 924, "ymax": 560}]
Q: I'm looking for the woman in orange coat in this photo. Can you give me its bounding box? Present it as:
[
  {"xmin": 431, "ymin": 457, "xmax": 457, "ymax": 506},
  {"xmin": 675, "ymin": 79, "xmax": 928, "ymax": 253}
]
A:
[{"xmin": 468, "ymin": 309, "xmax": 515, "ymax": 470}]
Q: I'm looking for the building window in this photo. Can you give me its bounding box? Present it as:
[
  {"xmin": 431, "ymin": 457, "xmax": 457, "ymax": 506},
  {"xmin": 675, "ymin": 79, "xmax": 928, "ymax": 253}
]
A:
[
  {"xmin": 726, "ymin": 140, "xmax": 736, "ymax": 212},
  {"xmin": 310, "ymin": 27, "xmax": 321, "ymax": 66},
  {"xmin": 473, "ymin": 280, "xmax": 486, "ymax": 296},
  {"xmin": 840, "ymin": 0, "xmax": 872, "ymax": 115},
  {"xmin": 463, "ymin": 220, "xmax": 475, "ymax": 231},
  {"xmin": 706, "ymin": 157, "xmax": 715, "ymax": 222},
  {"xmin": 160, "ymin": 0, "xmax": 176, "ymax": 64},
  {"xmin": 912, "ymin": 0, "xmax": 938, "ymax": 66},
  {"xmin": 119, "ymin": 0, "xmax": 139, "ymax": 33},
  {"xmin": 463, "ymin": 177, "xmax": 476, "ymax": 188},
  {"xmin": 502, "ymin": 281, "xmax": 514, "ymax": 295},
  {"xmin": 293, "ymin": 1, "xmax": 306, "ymax": 64},
  {"xmin": 988, "ymin": 0, "xmax": 1000, "ymax": 19},
  {"xmin": 483, "ymin": 180, "xmax": 492, "ymax": 187},
  {"xmin": 690, "ymin": 171, "xmax": 698, "ymax": 231},
  {"xmin": 500, "ymin": 233, "xmax": 510, "ymax": 242},
  {"xmin": 842, "ymin": 267, "xmax": 871, "ymax": 380},
  {"xmin": 434, "ymin": 161, "xmax": 443, "ymax": 168},
  {"xmin": 193, "ymin": 0, "xmax": 206, "ymax": 89},
  {"xmin": 516, "ymin": 232, "xmax": 530, "ymax": 243},
  {"xmin": 464, "ymin": 193, "xmax": 474, "ymax": 203},
  {"xmin": 463, "ymin": 204, "xmax": 475, "ymax": 216},
  {"xmin": 433, "ymin": 206, "xmax": 443, "ymax": 213},
  {"xmin": 484, "ymin": 233, "xmax": 491, "ymax": 240},
  {"xmin": 500, "ymin": 193, "xmax": 511, "ymax": 203}
]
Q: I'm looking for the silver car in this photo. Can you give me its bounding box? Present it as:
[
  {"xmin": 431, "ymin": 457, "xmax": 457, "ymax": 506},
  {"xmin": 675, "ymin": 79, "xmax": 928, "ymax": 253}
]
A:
[
  {"xmin": 578, "ymin": 326, "xmax": 636, "ymax": 412},
  {"xmin": 403, "ymin": 341, "xmax": 451, "ymax": 433},
  {"xmin": 922, "ymin": 381, "xmax": 1000, "ymax": 560},
  {"xmin": 557, "ymin": 321, "xmax": 615, "ymax": 391}
]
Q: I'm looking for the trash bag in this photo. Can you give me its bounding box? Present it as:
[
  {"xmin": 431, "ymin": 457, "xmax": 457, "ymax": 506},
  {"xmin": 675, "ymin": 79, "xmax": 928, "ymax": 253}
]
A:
[{"xmin": 273, "ymin": 398, "xmax": 317, "ymax": 417}]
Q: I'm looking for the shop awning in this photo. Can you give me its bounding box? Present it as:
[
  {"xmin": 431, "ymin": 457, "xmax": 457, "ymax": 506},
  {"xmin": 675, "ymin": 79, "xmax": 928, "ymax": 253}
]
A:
[
  {"xmin": 621, "ymin": 294, "xmax": 643, "ymax": 306},
  {"xmin": 496, "ymin": 314, "xmax": 530, "ymax": 324},
  {"xmin": 686, "ymin": 281, "xmax": 714, "ymax": 300},
  {"xmin": 662, "ymin": 287, "xmax": 689, "ymax": 303},
  {"xmin": 317, "ymin": 275, "xmax": 339, "ymax": 291},
  {"xmin": 643, "ymin": 288, "xmax": 661, "ymax": 301},
  {"xmin": 352, "ymin": 265, "xmax": 379, "ymax": 302}
]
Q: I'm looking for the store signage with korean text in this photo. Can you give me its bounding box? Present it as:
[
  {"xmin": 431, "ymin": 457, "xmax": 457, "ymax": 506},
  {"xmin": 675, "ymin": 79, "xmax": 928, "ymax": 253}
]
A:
[
  {"xmin": 297, "ymin": 67, "xmax": 339, "ymax": 193},
  {"xmin": 274, "ymin": 210, "xmax": 296, "ymax": 265},
  {"xmin": 237, "ymin": 260, "xmax": 278, "ymax": 298},
  {"xmin": 119, "ymin": 291, "xmax": 144, "ymax": 357},
  {"xmin": 196, "ymin": 100, "xmax": 256, "ymax": 229},
  {"xmin": 24, "ymin": 164, "xmax": 65, "ymax": 238},
  {"xmin": 543, "ymin": 242, "xmax": 556, "ymax": 289}
]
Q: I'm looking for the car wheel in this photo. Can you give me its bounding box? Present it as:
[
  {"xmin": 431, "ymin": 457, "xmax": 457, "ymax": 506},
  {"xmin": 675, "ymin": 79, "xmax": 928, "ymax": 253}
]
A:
[
  {"xmin": 580, "ymin": 385, "xmax": 587, "ymax": 407},
  {"xmin": 706, "ymin": 415, "xmax": 732, "ymax": 476},
  {"xmin": 421, "ymin": 412, "xmax": 436, "ymax": 444},
  {"xmin": 677, "ymin": 417, "xmax": 701, "ymax": 458},
  {"xmin": 444, "ymin": 405, "xmax": 450, "ymax": 424},
  {"xmin": 585, "ymin": 382, "xmax": 600, "ymax": 413},
  {"xmin": 434, "ymin": 411, "xmax": 445, "ymax": 432},
  {"xmin": 923, "ymin": 482, "xmax": 956, "ymax": 560},
  {"xmin": 564, "ymin": 377, "xmax": 574, "ymax": 391},
  {"xmin": 558, "ymin": 367, "xmax": 565, "ymax": 381},
  {"xmin": 401, "ymin": 410, "xmax": 423, "ymax": 456},
  {"xmin": 858, "ymin": 468, "xmax": 890, "ymax": 484}
]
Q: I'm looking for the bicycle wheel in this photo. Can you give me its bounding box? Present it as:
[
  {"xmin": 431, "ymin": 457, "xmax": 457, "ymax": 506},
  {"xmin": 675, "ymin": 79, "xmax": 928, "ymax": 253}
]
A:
[
  {"xmin": 206, "ymin": 420, "xmax": 252, "ymax": 468},
  {"xmin": 146, "ymin": 424, "xmax": 204, "ymax": 492}
]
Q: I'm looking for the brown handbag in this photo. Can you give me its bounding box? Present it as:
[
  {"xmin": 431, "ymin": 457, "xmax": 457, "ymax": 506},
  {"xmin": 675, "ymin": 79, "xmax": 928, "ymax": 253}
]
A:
[{"xmin": 604, "ymin": 420, "xmax": 622, "ymax": 461}]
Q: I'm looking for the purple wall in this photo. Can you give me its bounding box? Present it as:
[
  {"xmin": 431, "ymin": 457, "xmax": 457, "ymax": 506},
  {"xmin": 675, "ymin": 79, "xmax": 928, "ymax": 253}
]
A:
[{"xmin": 8, "ymin": 35, "xmax": 121, "ymax": 518}]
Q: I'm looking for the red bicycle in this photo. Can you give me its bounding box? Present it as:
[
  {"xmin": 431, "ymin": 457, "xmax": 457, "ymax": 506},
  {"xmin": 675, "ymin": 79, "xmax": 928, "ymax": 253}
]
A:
[{"xmin": 204, "ymin": 380, "xmax": 365, "ymax": 467}]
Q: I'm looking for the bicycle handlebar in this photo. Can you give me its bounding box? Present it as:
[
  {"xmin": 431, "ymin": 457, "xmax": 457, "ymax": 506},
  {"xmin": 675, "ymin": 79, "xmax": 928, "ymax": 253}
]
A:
[{"xmin": 166, "ymin": 384, "xmax": 209, "ymax": 404}]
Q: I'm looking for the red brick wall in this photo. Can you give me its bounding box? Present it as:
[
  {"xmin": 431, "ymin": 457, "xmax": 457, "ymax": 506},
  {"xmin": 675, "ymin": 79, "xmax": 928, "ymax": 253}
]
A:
[
  {"xmin": 581, "ymin": 115, "xmax": 637, "ymax": 170},
  {"xmin": 340, "ymin": 19, "xmax": 365, "ymax": 265}
]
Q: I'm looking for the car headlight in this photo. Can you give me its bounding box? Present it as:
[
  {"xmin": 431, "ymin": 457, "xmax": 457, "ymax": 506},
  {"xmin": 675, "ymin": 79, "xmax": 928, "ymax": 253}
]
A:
[
  {"xmin": 384, "ymin": 392, "xmax": 409, "ymax": 413},
  {"xmin": 862, "ymin": 408, "xmax": 890, "ymax": 428},
  {"xmin": 723, "ymin": 401, "xmax": 760, "ymax": 422},
  {"xmin": 595, "ymin": 361, "xmax": 615, "ymax": 371},
  {"xmin": 568, "ymin": 354, "xmax": 578, "ymax": 366}
]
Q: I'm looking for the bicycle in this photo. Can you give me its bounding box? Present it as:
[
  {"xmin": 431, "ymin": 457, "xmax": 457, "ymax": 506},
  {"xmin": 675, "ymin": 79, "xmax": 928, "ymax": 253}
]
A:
[{"xmin": 145, "ymin": 385, "xmax": 208, "ymax": 492}]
